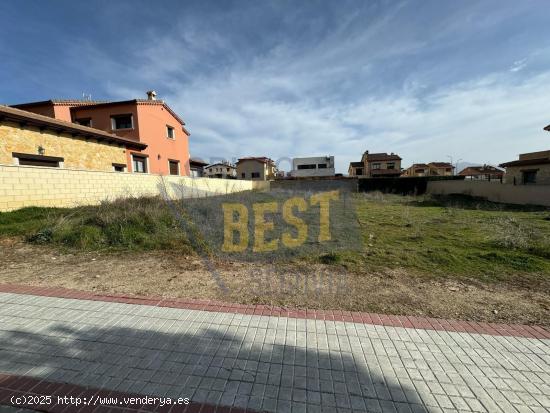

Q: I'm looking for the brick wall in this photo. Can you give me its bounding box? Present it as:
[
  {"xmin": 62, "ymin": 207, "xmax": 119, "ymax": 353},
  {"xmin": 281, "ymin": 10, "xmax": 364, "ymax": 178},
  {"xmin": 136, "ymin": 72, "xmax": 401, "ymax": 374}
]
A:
[
  {"xmin": 0, "ymin": 121, "xmax": 127, "ymax": 171},
  {"xmin": 0, "ymin": 165, "xmax": 269, "ymax": 212}
]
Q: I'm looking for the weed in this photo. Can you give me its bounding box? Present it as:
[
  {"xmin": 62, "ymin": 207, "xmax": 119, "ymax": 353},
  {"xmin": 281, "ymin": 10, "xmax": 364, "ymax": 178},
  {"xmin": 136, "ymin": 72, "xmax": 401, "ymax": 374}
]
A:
[
  {"xmin": 490, "ymin": 216, "xmax": 539, "ymax": 250},
  {"xmin": 361, "ymin": 191, "xmax": 386, "ymax": 202},
  {"xmin": 352, "ymin": 193, "xmax": 550, "ymax": 278},
  {"xmin": 26, "ymin": 228, "xmax": 53, "ymax": 244},
  {"xmin": 318, "ymin": 252, "xmax": 343, "ymax": 264},
  {"xmin": 2, "ymin": 192, "xmax": 550, "ymax": 279},
  {"xmin": 20, "ymin": 197, "xmax": 192, "ymax": 252}
]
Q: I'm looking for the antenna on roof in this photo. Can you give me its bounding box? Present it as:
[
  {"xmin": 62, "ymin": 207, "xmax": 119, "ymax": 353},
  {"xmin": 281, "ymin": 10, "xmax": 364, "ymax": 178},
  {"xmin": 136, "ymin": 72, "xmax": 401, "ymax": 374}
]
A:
[{"xmin": 82, "ymin": 93, "xmax": 92, "ymax": 101}]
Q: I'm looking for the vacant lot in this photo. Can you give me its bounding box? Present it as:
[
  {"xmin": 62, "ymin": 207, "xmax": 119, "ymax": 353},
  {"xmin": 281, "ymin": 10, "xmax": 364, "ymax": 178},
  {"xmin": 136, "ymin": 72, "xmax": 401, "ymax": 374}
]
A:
[
  {"xmin": 352, "ymin": 193, "xmax": 550, "ymax": 280},
  {"xmin": 0, "ymin": 192, "xmax": 549, "ymax": 325}
]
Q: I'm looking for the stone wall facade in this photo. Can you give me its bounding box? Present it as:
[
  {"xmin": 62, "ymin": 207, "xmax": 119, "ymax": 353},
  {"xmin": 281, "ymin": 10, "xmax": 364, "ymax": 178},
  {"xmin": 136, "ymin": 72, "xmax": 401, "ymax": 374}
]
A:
[
  {"xmin": 0, "ymin": 121, "xmax": 127, "ymax": 171},
  {"xmin": 0, "ymin": 164, "xmax": 269, "ymax": 212},
  {"xmin": 503, "ymin": 164, "xmax": 550, "ymax": 186}
]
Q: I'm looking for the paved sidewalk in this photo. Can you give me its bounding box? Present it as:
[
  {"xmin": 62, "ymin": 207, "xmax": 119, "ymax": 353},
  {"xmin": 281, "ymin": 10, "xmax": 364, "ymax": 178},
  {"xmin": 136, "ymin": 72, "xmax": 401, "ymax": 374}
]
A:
[{"xmin": 0, "ymin": 291, "xmax": 548, "ymax": 412}]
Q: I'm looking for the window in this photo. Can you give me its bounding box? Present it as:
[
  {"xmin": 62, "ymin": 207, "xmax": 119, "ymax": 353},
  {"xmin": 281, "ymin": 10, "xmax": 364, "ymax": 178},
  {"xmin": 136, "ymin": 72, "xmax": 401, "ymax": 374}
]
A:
[
  {"xmin": 356, "ymin": 168, "xmax": 364, "ymax": 175},
  {"xmin": 372, "ymin": 163, "xmax": 381, "ymax": 170},
  {"xmin": 297, "ymin": 164, "xmax": 316, "ymax": 170},
  {"xmin": 132, "ymin": 154, "xmax": 147, "ymax": 173},
  {"xmin": 75, "ymin": 118, "xmax": 92, "ymax": 127},
  {"xmin": 111, "ymin": 114, "xmax": 133, "ymax": 130},
  {"xmin": 522, "ymin": 170, "xmax": 537, "ymax": 184},
  {"xmin": 169, "ymin": 160, "xmax": 179, "ymax": 175},
  {"xmin": 166, "ymin": 125, "xmax": 175, "ymax": 139},
  {"xmin": 241, "ymin": 172, "xmax": 246, "ymax": 178},
  {"xmin": 13, "ymin": 152, "xmax": 62, "ymax": 168},
  {"xmin": 226, "ymin": 168, "xmax": 230, "ymax": 172},
  {"xmin": 416, "ymin": 169, "xmax": 425, "ymax": 174},
  {"xmin": 251, "ymin": 172, "xmax": 260, "ymax": 178},
  {"xmin": 387, "ymin": 162, "xmax": 395, "ymax": 170},
  {"xmin": 112, "ymin": 163, "xmax": 126, "ymax": 172},
  {"xmin": 318, "ymin": 163, "xmax": 327, "ymax": 169}
]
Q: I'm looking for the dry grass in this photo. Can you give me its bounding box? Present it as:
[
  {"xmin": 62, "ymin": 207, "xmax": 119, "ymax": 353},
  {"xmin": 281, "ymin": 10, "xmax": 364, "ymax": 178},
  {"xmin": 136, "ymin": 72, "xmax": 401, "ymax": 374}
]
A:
[
  {"xmin": 490, "ymin": 216, "xmax": 540, "ymax": 250},
  {"xmin": 0, "ymin": 238, "xmax": 548, "ymax": 325}
]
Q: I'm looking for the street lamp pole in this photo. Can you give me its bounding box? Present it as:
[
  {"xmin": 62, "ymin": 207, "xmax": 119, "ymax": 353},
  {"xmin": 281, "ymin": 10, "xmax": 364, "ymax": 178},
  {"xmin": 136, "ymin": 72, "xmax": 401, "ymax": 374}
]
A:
[
  {"xmin": 454, "ymin": 158, "xmax": 462, "ymax": 176},
  {"xmin": 447, "ymin": 155, "xmax": 453, "ymax": 175},
  {"xmin": 448, "ymin": 155, "xmax": 462, "ymax": 176}
]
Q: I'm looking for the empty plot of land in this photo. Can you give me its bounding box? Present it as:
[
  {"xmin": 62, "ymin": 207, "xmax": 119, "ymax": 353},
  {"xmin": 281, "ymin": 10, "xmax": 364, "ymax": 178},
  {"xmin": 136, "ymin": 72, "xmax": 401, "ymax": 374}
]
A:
[{"xmin": 0, "ymin": 193, "xmax": 549, "ymax": 325}]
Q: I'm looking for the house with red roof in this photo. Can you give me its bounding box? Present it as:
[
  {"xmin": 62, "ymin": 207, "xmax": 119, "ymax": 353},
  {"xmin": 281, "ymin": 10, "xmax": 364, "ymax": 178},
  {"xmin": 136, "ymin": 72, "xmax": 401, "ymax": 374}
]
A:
[
  {"xmin": 427, "ymin": 162, "xmax": 454, "ymax": 176},
  {"xmin": 11, "ymin": 91, "xmax": 190, "ymax": 176},
  {"xmin": 402, "ymin": 163, "xmax": 431, "ymax": 177},
  {"xmin": 236, "ymin": 157, "xmax": 277, "ymax": 180},
  {"xmin": 348, "ymin": 151, "xmax": 402, "ymax": 177},
  {"xmin": 458, "ymin": 165, "xmax": 503, "ymax": 181},
  {"xmin": 403, "ymin": 162, "xmax": 454, "ymax": 177},
  {"xmin": 0, "ymin": 105, "xmax": 146, "ymax": 172}
]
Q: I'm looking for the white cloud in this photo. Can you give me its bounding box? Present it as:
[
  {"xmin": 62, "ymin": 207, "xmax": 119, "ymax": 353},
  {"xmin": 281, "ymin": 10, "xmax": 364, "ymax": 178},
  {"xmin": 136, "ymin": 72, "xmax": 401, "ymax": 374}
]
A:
[
  {"xmin": 341, "ymin": 71, "xmax": 550, "ymax": 165},
  {"xmin": 510, "ymin": 58, "xmax": 528, "ymax": 72},
  {"xmin": 167, "ymin": 49, "xmax": 550, "ymax": 172},
  {"xmin": 62, "ymin": 2, "xmax": 550, "ymax": 173}
]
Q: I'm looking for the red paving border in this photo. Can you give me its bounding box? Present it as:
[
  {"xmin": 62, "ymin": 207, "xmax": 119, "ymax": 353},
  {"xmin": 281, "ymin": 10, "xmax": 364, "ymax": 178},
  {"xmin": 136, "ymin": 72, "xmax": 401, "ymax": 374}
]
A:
[
  {"xmin": 0, "ymin": 373, "xmax": 254, "ymax": 412},
  {"xmin": 0, "ymin": 283, "xmax": 549, "ymax": 340}
]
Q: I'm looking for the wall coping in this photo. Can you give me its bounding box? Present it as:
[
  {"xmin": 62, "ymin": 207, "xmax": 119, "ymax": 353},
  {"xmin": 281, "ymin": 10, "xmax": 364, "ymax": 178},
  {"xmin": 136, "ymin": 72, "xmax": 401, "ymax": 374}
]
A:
[{"xmin": 0, "ymin": 163, "xmax": 201, "ymax": 178}]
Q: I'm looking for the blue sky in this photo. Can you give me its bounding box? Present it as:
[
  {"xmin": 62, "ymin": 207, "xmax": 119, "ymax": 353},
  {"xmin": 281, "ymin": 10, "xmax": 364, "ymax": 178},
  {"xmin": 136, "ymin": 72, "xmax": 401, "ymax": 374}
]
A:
[{"xmin": 2, "ymin": 0, "xmax": 550, "ymax": 172}]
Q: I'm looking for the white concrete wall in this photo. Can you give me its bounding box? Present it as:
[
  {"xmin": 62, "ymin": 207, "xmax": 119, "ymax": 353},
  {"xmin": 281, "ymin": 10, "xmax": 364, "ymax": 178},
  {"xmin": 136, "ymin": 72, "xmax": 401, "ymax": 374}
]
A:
[
  {"xmin": 0, "ymin": 164, "xmax": 269, "ymax": 212},
  {"xmin": 427, "ymin": 180, "xmax": 550, "ymax": 207}
]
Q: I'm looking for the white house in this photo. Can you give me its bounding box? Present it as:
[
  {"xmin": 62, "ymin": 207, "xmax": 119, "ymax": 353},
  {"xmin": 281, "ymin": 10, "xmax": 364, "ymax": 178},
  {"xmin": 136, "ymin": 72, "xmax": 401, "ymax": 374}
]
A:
[{"xmin": 290, "ymin": 156, "xmax": 335, "ymax": 178}]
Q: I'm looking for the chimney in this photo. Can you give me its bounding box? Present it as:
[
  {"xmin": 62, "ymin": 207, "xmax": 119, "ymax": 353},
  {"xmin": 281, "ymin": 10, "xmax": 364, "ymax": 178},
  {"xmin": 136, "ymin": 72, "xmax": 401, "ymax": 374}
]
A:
[{"xmin": 146, "ymin": 90, "xmax": 157, "ymax": 101}]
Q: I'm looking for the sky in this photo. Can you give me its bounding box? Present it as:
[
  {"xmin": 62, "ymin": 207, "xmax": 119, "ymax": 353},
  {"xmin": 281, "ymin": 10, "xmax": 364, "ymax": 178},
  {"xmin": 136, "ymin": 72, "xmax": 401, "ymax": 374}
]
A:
[{"xmin": 1, "ymin": 0, "xmax": 550, "ymax": 173}]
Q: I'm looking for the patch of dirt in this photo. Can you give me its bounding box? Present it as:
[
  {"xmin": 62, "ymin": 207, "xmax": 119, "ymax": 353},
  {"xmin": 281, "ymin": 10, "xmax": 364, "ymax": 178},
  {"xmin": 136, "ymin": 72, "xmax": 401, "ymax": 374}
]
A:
[{"xmin": 1, "ymin": 239, "xmax": 548, "ymax": 326}]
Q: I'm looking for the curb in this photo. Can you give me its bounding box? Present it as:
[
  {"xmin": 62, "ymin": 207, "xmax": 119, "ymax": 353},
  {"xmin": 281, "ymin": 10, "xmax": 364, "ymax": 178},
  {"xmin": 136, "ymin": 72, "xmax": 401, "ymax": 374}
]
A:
[{"xmin": 0, "ymin": 283, "xmax": 548, "ymax": 339}]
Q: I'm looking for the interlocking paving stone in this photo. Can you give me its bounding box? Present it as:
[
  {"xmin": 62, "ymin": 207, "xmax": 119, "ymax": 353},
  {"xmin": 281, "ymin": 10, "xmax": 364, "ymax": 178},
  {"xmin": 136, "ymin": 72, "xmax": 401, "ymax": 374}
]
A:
[{"xmin": 0, "ymin": 292, "xmax": 548, "ymax": 412}]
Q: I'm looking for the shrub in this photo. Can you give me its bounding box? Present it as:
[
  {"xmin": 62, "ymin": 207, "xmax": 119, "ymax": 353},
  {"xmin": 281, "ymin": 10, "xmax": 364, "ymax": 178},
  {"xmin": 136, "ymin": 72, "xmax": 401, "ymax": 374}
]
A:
[
  {"xmin": 26, "ymin": 228, "xmax": 53, "ymax": 244},
  {"xmin": 26, "ymin": 197, "xmax": 194, "ymax": 252},
  {"xmin": 319, "ymin": 252, "xmax": 343, "ymax": 264}
]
